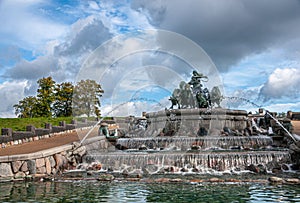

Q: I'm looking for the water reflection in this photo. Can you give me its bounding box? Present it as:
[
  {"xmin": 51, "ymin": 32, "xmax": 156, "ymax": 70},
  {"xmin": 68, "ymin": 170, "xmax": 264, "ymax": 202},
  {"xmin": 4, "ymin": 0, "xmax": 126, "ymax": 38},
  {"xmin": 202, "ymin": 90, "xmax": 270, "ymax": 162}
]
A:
[{"xmin": 0, "ymin": 181, "xmax": 299, "ymax": 202}]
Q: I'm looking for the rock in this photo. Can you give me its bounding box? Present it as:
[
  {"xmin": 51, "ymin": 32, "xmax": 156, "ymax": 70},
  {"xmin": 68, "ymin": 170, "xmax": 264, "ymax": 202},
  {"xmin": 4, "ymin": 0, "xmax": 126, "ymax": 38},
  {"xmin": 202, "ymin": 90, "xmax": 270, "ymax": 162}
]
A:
[
  {"xmin": 12, "ymin": 161, "xmax": 23, "ymax": 173},
  {"xmin": 63, "ymin": 170, "xmax": 87, "ymax": 178},
  {"xmin": 27, "ymin": 160, "xmax": 36, "ymax": 175},
  {"xmin": 190, "ymin": 179, "xmax": 203, "ymax": 183},
  {"xmin": 143, "ymin": 164, "xmax": 158, "ymax": 174},
  {"xmin": 281, "ymin": 164, "xmax": 290, "ymax": 171},
  {"xmin": 170, "ymin": 178, "xmax": 183, "ymax": 183},
  {"xmin": 164, "ymin": 166, "xmax": 177, "ymax": 173},
  {"xmin": 125, "ymin": 178, "xmax": 140, "ymax": 181},
  {"xmin": 154, "ymin": 178, "xmax": 170, "ymax": 183},
  {"xmin": 73, "ymin": 146, "xmax": 86, "ymax": 157},
  {"xmin": 45, "ymin": 158, "xmax": 52, "ymax": 175},
  {"xmin": 72, "ymin": 142, "xmax": 81, "ymax": 149},
  {"xmin": 139, "ymin": 144, "xmax": 148, "ymax": 150},
  {"xmin": 0, "ymin": 163, "xmax": 13, "ymax": 177},
  {"xmin": 272, "ymin": 168, "xmax": 282, "ymax": 174},
  {"xmin": 209, "ymin": 178, "xmax": 224, "ymax": 182},
  {"xmin": 257, "ymin": 164, "xmax": 267, "ymax": 174},
  {"xmin": 246, "ymin": 164, "xmax": 259, "ymax": 173},
  {"xmin": 54, "ymin": 154, "xmax": 67, "ymax": 169},
  {"xmin": 192, "ymin": 168, "xmax": 199, "ymax": 172},
  {"xmin": 225, "ymin": 178, "xmax": 241, "ymax": 183},
  {"xmin": 52, "ymin": 168, "xmax": 58, "ymax": 175},
  {"xmin": 191, "ymin": 145, "xmax": 200, "ymax": 150},
  {"xmin": 98, "ymin": 174, "xmax": 114, "ymax": 181},
  {"xmin": 36, "ymin": 158, "xmax": 45, "ymax": 168},
  {"xmin": 268, "ymin": 176, "xmax": 283, "ymax": 183},
  {"xmin": 49, "ymin": 156, "xmax": 56, "ymax": 168},
  {"xmin": 14, "ymin": 171, "xmax": 26, "ymax": 179},
  {"xmin": 285, "ymin": 178, "xmax": 300, "ymax": 184},
  {"xmin": 180, "ymin": 168, "xmax": 189, "ymax": 172},
  {"xmin": 21, "ymin": 161, "xmax": 28, "ymax": 172},
  {"xmin": 87, "ymin": 162, "xmax": 102, "ymax": 171},
  {"xmin": 37, "ymin": 166, "xmax": 46, "ymax": 174},
  {"xmin": 122, "ymin": 169, "xmax": 129, "ymax": 176}
]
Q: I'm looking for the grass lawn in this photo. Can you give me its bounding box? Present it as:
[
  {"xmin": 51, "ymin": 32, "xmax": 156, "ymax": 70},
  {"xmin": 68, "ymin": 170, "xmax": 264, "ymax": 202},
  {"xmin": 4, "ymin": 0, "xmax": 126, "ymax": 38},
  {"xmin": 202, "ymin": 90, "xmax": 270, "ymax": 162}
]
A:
[{"xmin": 0, "ymin": 117, "xmax": 74, "ymax": 132}]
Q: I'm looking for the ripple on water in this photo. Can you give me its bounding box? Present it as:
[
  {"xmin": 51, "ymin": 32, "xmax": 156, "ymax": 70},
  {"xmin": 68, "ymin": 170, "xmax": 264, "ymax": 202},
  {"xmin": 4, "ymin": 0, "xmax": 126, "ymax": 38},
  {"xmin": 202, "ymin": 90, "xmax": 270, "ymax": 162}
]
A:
[{"xmin": 0, "ymin": 181, "xmax": 300, "ymax": 202}]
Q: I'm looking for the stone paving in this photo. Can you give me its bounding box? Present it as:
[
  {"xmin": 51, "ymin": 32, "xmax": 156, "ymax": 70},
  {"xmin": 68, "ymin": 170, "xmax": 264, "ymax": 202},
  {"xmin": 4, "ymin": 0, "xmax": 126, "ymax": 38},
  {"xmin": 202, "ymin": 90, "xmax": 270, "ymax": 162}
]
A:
[{"xmin": 0, "ymin": 127, "xmax": 98, "ymax": 156}]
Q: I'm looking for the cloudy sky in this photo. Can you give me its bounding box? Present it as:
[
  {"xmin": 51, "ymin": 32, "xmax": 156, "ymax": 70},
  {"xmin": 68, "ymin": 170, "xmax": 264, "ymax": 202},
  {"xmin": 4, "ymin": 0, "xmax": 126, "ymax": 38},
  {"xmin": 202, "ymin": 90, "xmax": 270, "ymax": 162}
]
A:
[{"xmin": 1, "ymin": 0, "xmax": 300, "ymax": 117}]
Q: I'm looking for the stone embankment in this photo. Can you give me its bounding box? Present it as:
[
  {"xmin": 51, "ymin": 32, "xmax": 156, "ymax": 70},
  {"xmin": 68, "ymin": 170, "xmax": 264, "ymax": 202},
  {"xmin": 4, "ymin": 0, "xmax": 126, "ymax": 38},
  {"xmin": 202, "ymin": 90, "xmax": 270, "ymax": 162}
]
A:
[
  {"xmin": 0, "ymin": 134, "xmax": 110, "ymax": 181},
  {"xmin": 0, "ymin": 141, "xmax": 86, "ymax": 180}
]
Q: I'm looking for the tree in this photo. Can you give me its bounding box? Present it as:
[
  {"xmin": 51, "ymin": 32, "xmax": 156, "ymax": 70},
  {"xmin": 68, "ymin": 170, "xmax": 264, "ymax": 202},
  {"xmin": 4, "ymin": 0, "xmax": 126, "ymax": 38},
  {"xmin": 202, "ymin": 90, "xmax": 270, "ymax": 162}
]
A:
[
  {"xmin": 14, "ymin": 77, "xmax": 105, "ymax": 118},
  {"xmin": 36, "ymin": 76, "xmax": 56, "ymax": 117},
  {"xmin": 72, "ymin": 79, "xmax": 104, "ymax": 117},
  {"xmin": 53, "ymin": 82, "xmax": 74, "ymax": 117},
  {"xmin": 13, "ymin": 96, "xmax": 39, "ymax": 118}
]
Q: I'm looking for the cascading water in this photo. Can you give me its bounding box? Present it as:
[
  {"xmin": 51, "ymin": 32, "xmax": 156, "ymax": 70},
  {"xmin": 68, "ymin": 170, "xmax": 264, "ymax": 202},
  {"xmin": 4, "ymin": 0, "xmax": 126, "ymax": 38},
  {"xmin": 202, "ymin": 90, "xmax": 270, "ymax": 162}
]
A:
[
  {"xmin": 115, "ymin": 136, "xmax": 273, "ymax": 151},
  {"xmin": 82, "ymin": 105, "xmax": 291, "ymax": 174}
]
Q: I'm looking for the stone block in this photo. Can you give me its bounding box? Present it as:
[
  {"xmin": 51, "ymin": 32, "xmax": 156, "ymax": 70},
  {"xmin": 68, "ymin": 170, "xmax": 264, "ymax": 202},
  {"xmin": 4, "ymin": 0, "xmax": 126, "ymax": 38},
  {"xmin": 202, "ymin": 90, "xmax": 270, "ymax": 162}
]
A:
[
  {"xmin": 36, "ymin": 158, "xmax": 45, "ymax": 168},
  {"xmin": 1, "ymin": 128, "xmax": 12, "ymax": 136},
  {"xmin": 27, "ymin": 160, "xmax": 36, "ymax": 174},
  {"xmin": 21, "ymin": 161, "xmax": 28, "ymax": 172},
  {"xmin": 45, "ymin": 157, "xmax": 52, "ymax": 175},
  {"xmin": 49, "ymin": 156, "xmax": 56, "ymax": 167},
  {"xmin": 54, "ymin": 154, "xmax": 67, "ymax": 169},
  {"xmin": 0, "ymin": 163, "xmax": 13, "ymax": 177},
  {"xmin": 14, "ymin": 171, "xmax": 26, "ymax": 179},
  {"xmin": 12, "ymin": 160, "xmax": 23, "ymax": 173},
  {"xmin": 37, "ymin": 166, "xmax": 46, "ymax": 174},
  {"xmin": 26, "ymin": 125, "xmax": 35, "ymax": 132},
  {"xmin": 45, "ymin": 123, "xmax": 52, "ymax": 130},
  {"xmin": 59, "ymin": 121, "xmax": 66, "ymax": 127}
]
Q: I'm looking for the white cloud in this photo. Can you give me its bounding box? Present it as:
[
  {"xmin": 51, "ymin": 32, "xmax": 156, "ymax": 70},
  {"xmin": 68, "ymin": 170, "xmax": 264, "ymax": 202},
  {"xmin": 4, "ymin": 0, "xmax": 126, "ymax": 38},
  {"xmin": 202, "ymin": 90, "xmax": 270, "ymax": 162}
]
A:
[
  {"xmin": 260, "ymin": 68, "xmax": 300, "ymax": 100},
  {"xmin": 0, "ymin": 0, "xmax": 67, "ymax": 50},
  {"xmin": 0, "ymin": 80, "xmax": 30, "ymax": 117}
]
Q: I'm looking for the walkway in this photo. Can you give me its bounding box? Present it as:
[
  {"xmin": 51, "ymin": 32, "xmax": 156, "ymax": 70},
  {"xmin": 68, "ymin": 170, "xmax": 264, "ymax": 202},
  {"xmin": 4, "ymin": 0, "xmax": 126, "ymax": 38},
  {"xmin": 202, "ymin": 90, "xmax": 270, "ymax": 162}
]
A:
[{"xmin": 0, "ymin": 128, "xmax": 98, "ymax": 156}]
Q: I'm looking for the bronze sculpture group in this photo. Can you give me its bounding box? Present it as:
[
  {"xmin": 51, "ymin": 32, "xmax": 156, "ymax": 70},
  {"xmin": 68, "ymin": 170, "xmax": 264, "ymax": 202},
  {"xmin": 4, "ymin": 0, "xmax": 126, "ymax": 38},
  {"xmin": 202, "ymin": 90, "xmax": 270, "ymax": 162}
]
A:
[{"xmin": 169, "ymin": 71, "xmax": 222, "ymax": 109}]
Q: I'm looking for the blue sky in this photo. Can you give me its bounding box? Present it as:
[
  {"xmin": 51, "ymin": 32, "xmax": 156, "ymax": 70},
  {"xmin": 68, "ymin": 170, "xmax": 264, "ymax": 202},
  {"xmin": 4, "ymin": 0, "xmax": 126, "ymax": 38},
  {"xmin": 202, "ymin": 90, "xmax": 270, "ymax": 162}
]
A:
[{"xmin": 0, "ymin": 0, "xmax": 300, "ymax": 117}]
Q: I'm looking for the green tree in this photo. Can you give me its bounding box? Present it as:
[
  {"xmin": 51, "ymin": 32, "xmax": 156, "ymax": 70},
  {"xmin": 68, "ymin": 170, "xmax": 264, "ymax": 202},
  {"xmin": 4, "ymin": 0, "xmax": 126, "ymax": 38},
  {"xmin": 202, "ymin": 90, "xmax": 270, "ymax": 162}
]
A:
[
  {"xmin": 36, "ymin": 76, "xmax": 56, "ymax": 117},
  {"xmin": 13, "ymin": 96, "xmax": 39, "ymax": 118},
  {"xmin": 72, "ymin": 79, "xmax": 104, "ymax": 117},
  {"xmin": 53, "ymin": 82, "xmax": 74, "ymax": 117}
]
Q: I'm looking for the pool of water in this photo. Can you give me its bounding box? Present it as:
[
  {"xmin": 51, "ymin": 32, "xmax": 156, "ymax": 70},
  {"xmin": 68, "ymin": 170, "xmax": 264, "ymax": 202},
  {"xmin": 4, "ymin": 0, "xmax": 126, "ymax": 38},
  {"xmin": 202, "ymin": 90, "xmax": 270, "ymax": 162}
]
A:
[{"xmin": 1, "ymin": 180, "xmax": 300, "ymax": 203}]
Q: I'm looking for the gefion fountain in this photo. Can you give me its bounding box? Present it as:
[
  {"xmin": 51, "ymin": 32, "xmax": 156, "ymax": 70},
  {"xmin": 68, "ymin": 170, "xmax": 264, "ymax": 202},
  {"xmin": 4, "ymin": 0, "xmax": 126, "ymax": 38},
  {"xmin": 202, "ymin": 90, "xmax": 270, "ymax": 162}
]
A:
[{"xmin": 83, "ymin": 71, "xmax": 291, "ymax": 175}]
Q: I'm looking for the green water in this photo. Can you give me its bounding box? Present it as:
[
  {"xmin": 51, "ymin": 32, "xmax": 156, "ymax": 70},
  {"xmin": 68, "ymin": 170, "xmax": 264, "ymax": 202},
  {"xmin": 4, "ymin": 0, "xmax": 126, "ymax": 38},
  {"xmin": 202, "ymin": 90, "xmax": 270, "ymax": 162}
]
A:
[{"xmin": 0, "ymin": 181, "xmax": 299, "ymax": 203}]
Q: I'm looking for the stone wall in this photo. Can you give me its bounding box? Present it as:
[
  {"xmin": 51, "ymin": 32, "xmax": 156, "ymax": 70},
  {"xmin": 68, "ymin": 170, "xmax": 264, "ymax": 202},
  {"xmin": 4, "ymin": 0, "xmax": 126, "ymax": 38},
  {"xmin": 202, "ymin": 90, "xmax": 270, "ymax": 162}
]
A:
[
  {"xmin": 0, "ymin": 136, "xmax": 112, "ymax": 180},
  {"xmin": 0, "ymin": 142, "xmax": 87, "ymax": 180},
  {"xmin": 145, "ymin": 108, "xmax": 248, "ymax": 136}
]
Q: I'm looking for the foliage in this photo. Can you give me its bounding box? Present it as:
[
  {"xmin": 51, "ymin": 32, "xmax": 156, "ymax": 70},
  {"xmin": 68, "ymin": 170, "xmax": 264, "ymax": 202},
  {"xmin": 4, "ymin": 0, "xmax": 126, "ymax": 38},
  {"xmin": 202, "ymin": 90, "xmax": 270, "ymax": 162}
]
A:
[
  {"xmin": 36, "ymin": 76, "xmax": 56, "ymax": 117},
  {"xmin": 72, "ymin": 79, "xmax": 104, "ymax": 117},
  {"xmin": 13, "ymin": 96, "xmax": 39, "ymax": 118},
  {"xmin": 14, "ymin": 77, "xmax": 104, "ymax": 118},
  {"xmin": 53, "ymin": 82, "xmax": 74, "ymax": 117}
]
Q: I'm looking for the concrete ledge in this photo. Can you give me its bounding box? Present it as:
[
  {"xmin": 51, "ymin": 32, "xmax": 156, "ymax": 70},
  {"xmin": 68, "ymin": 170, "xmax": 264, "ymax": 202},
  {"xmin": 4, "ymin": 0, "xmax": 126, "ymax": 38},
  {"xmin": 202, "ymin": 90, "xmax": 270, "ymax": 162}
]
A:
[
  {"xmin": 81, "ymin": 136, "xmax": 106, "ymax": 145},
  {"xmin": 0, "ymin": 144, "xmax": 73, "ymax": 163}
]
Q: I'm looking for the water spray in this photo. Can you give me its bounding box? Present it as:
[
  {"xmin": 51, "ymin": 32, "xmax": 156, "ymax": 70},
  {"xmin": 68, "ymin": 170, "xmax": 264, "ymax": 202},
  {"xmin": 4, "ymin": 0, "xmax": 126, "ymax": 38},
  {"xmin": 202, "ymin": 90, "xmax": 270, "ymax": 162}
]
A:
[
  {"xmin": 79, "ymin": 97, "xmax": 164, "ymax": 144},
  {"xmin": 224, "ymin": 96, "xmax": 298, "ymax": 143}
]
